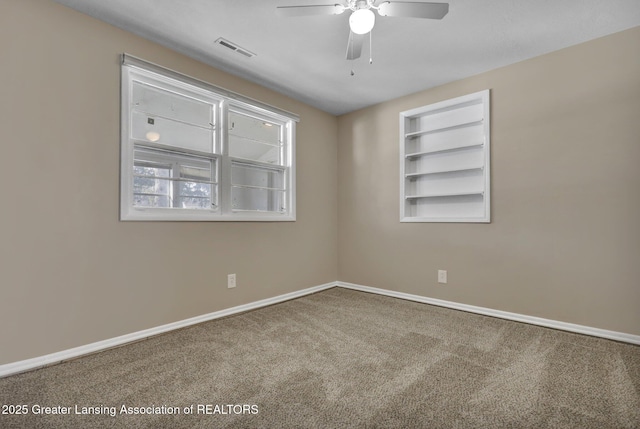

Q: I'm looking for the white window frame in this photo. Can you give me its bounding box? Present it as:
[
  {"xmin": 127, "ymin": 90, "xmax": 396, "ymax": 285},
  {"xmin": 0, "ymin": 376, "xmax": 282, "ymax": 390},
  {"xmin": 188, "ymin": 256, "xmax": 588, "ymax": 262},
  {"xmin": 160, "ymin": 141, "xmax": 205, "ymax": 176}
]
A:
[{"xmin": 120, "ymin": 54, "xmax": 297, "ymax": 221}]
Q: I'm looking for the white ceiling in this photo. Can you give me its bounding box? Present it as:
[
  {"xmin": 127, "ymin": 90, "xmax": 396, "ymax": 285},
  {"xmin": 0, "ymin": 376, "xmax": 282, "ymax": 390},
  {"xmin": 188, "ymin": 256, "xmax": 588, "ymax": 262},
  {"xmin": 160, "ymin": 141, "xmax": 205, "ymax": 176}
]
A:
[{"xmin": 52, "ymin": 0, "xmax": 640, "ymax": 115}]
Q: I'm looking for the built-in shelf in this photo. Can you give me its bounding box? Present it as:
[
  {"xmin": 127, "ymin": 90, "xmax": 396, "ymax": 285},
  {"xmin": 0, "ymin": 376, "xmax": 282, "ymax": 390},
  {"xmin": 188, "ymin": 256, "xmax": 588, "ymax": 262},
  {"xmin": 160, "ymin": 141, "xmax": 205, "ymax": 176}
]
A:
[
  {"xmin": 405, "ymin": 142, "xmax": 484, "ymax": 159},
  {"xmin": 404, "ymin": 119, "xmax": 483, "ymax": 140},
  {"xmin": 400, "ymin": 90, "xmax": 491, "ymax": 223},
  {"xmin": 405, "ymin": 166, "xmax": 483, "ymax": 179},
  {"xmin": 405, "ymin": 191, "xmax": 484, "ymax": 199}
]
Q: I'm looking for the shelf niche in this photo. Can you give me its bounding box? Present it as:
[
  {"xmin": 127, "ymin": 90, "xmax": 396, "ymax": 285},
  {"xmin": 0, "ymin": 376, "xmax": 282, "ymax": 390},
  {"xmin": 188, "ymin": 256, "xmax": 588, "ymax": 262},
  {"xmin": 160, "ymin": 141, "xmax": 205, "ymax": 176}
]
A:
[{"xmin": 400, "ymin": 90, "xmax": 490, "ymax": 223}]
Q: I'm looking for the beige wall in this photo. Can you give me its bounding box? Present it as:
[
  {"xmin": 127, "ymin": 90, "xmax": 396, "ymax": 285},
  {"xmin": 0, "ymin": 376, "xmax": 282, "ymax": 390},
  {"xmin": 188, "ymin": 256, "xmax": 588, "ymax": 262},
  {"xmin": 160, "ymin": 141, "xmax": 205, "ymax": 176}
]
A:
[
  {"xmin": 0, "ymin": 0, "xmax": 338, "ymax": 364},
  {"xmin": 338, "ymin": 26, "xmax": 640, "ymax": 336}
]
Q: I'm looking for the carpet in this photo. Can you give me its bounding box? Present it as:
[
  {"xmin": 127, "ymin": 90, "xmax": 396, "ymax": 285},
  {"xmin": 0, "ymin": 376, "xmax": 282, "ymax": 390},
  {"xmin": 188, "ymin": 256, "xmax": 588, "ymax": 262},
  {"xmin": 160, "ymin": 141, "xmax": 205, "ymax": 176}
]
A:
[{"xmin": 1, "ymin": 287, "xmax": 639, "ymax": 428}]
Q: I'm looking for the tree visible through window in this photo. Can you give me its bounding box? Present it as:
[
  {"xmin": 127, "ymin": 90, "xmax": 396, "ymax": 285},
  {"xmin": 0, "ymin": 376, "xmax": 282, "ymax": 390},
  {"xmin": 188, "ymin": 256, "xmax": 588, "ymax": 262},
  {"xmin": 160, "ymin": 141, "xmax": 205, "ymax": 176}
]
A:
[{"xmin": 133, "ymin": 164, "xmax": 171, "ymax": 208}]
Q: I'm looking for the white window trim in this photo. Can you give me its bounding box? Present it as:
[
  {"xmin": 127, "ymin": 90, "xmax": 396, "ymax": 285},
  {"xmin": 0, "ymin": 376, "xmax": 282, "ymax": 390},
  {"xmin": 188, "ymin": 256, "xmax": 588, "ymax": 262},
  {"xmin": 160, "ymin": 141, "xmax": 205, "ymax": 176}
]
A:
[{"xmin": 120, "ymin": 54, "xmax": 298, "ymax": 222}]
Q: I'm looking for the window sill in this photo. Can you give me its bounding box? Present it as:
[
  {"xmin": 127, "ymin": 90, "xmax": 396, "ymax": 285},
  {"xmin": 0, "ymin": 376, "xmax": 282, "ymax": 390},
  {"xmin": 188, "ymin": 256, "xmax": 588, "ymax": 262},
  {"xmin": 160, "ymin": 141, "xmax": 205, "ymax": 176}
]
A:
[{"xmin": 120, "ymin": 208, "xmax": 295, "ymax": 222}]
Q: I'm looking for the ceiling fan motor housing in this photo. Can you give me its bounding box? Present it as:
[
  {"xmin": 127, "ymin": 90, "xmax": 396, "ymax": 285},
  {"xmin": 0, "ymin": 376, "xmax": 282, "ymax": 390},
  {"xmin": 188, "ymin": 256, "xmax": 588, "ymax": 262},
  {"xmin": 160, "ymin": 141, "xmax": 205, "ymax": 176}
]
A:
[{"xmin": 348, "ymin": 0, "xmax": 376, "ymax": 11}]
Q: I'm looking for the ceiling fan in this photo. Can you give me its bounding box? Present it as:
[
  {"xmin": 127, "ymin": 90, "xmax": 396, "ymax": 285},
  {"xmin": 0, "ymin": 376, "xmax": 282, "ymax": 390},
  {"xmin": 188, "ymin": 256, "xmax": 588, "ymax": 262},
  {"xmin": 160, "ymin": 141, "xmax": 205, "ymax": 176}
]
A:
[{"xmin": 276, "ymin": 0, "xmax": 449, "ymax": 61}]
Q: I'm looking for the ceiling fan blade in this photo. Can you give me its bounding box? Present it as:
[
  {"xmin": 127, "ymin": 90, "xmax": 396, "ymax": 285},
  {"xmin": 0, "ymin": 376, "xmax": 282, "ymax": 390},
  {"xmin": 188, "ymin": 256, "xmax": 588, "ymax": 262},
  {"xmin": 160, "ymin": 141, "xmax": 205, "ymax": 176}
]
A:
[
  {"xmin": 276, "ymin": 4, "xmax": 346, "ymax": 17},
  {"xmin": 377, "ymin": 2, "xmax": 449, "ymax": 19},
  {"xmin": 346, "ymin": 31, "xmax": 365, "ymax": 60}
]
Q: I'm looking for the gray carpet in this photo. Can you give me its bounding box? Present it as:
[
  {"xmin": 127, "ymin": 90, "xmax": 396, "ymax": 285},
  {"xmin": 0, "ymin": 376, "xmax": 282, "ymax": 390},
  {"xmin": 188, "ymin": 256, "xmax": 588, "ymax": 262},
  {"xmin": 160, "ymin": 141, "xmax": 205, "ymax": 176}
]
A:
[{"xmin": 1, "ymin": 287, "xmax": 639, "ymax": 428}]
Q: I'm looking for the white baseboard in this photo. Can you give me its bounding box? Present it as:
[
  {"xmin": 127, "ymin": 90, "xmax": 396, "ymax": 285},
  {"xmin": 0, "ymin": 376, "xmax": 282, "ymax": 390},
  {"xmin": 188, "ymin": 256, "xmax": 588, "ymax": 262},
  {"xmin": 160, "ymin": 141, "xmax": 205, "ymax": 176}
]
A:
[
  {"xmin": 0, "ymin": 282, "xmax": 336, "ymax": 378},
  {"xmin": 336, "ymin": 281, "xmax": 640, "ymax": 346},
  {"xmin": 3, "ymin": 280, "xmax": 638, "ymax": 378}
]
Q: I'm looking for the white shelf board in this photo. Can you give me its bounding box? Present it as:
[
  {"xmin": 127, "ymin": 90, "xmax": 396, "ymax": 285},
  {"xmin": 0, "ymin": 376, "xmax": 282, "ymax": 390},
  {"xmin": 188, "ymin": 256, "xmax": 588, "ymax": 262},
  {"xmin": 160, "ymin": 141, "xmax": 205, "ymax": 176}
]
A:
[
  {"xmin": 405, "ymin": 190, "xmax": 484, "ymax": 199},
  {"xmin": 405, "ymin": 166, "xmax": 483, "ymax": 179},
  {"xmin": 404, "ymin": 120, "xmax": 483, "ymax": 139},
  {"xmin": 405, "ymin": 142, "xmax": 484, "ymax": 159}
]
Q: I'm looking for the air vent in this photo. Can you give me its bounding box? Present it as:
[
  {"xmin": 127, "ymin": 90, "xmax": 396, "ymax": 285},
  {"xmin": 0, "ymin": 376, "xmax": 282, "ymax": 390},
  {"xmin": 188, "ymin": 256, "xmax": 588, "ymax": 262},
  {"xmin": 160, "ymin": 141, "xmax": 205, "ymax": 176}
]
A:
[{"xmin": 214, "ymin": 38, "xmax": 256, "ymax": 58}]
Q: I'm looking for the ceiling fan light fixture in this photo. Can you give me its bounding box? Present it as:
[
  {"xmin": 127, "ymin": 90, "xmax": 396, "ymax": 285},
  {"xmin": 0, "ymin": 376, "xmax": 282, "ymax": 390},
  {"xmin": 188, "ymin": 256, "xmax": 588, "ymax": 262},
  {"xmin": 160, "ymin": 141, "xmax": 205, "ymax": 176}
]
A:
[{"xmin": 349, "ymin": 8, "xmax": 375, "ymax": 34}]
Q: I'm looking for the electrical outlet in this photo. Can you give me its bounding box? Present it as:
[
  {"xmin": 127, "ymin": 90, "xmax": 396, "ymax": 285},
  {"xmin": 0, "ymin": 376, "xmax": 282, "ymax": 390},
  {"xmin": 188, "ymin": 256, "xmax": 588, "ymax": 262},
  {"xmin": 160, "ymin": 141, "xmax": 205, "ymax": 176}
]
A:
[
  {"xmin": 227, "ymin": 273, "xmax": 236, "ymax": 289},
  {"xmin": 438, "ymin": 270, "xmax": 447, "ymax": 284}
]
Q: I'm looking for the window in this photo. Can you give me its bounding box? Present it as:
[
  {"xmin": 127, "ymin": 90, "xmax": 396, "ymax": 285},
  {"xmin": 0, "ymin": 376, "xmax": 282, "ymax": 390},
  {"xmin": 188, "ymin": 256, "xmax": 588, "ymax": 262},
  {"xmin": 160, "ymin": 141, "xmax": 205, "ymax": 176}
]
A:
[
  {"xmin": 120, "ymin": 55, "xmax": 297, "ymax": 221},
  {"xmin": 400, "ymin": 90, "xmax": 490, "ymax": 222},
  {"xmin": 228, "ymin": 107, "xmax": 288, "ymax": 213},
  {"xmin": 133, "ymin": 148, "xmax": 216, "ymax": 210}
]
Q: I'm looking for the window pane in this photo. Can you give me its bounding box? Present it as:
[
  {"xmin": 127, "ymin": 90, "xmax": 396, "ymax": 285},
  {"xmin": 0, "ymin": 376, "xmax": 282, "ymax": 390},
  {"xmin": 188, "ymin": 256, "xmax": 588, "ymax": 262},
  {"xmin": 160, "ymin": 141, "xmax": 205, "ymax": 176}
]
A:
[
  {"xmin": 133, "ymin": 165, "xmax": 172, "ymax": 208},
  {"xmin": 180, "ymin": 164, "xmax": 212, "ymax": 182},
  {"xmin": 232, "ymin": 163, "xmax": 284, "ymax": 189},
  {"xmin": 134, "ymin": 194, "xmax": 171, "ymax": 208},
  {"xmin": 177, "ymin": 159, "xmax": 215, "ymax": 209},
  {"xmin": 179, "ymin": 181, "xmax": 211, "ymax": 197},
  {"xmin": 133, "ymin": 147, "xmax": 217, "ymax": 210},
  {"xmin": 179, "ymin": 193, "xmax": 216, "ymax": 209},
  {"xmin": 132, "ymin": 81, "xmax": 215, "ymax": 153},
  {"xmin": 134, "ymin": 164, "xmax": 171, "ymax": 178},
  {"xmin": 132, "ymin": 111, "xmax": 214, "ymax": 153},
  {"xmin": 228, "ymin": 111, "xmax": 280, "ymax": 145},
  {"xmin": 179, "ymin": 182, "xmax": 216, "ymax": 209},
  {"xmin": 228, "ymin": 111, "xmax": 282, "ymax": 164},
  {"xmin": 133, "ymin": 81, "xmax": 213, "ymax": 129},
  {"xmin": 232, "ymin": 186, "xmax": 284, "ymax": 212}
]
